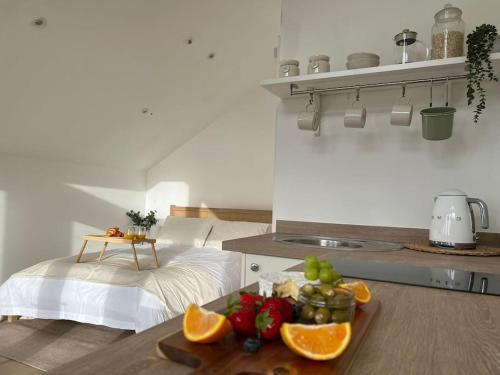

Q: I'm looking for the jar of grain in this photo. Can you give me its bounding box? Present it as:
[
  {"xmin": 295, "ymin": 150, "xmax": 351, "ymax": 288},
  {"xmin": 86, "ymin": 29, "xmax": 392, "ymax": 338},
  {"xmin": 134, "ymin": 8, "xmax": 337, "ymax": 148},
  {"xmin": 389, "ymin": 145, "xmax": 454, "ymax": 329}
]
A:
[
  {"xmin": 431, "ymin": 3, "xmax": 465, "ymax": 59},
  {"xmin": 307, "ymin": 55, "xmax": 330, "ymax": 74},
  {"xmin": 279, "ymin": 59, "xmax": 300, "ymax": 78}
]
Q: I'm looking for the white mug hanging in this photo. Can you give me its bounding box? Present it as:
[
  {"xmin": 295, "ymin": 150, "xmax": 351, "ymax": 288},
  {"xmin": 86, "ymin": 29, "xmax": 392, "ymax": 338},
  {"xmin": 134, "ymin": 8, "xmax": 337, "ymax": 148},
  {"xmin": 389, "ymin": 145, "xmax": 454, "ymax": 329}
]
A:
[
  {"xmin": 391, "ymin": 84, "xmax": 413, "ymax": 126},
  {"xmin": 344, "ymin": 88, "xmax": 366, "ymax": 128},
  {"xmin": 297, "ymin": 93, "xmax": 320, "ymax": 135}
]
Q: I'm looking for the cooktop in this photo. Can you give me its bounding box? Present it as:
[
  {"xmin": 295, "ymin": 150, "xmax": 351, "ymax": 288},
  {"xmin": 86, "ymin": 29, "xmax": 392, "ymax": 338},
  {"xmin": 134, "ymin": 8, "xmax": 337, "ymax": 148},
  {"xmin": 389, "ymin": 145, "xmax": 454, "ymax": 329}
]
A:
[{"xmin": 331, "ymin": 258, "xmax": 500, "ymax": 296}]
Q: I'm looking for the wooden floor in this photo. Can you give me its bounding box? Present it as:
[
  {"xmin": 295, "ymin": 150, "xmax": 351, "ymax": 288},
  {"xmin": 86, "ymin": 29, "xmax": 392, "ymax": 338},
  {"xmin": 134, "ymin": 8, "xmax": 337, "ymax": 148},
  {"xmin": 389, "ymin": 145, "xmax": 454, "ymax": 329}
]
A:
[{"xmin": 0, "ymin": 355, "xmax": 44, "ymax": 374}]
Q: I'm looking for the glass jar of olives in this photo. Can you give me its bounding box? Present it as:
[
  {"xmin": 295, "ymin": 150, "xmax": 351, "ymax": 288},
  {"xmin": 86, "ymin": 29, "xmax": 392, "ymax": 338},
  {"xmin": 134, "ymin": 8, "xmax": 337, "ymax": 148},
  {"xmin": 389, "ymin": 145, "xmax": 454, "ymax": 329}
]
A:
[{"xmin": 297, "ymin": 284, "xmax": 356, "ymax": 324}]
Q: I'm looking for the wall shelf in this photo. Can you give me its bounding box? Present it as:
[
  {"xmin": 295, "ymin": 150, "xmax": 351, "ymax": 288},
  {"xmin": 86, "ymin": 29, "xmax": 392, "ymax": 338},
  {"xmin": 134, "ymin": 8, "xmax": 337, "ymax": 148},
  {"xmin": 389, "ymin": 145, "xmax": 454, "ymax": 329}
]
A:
[{"xmin": 261, "ymin": 53, "xmax": 500, "ymax": 98}]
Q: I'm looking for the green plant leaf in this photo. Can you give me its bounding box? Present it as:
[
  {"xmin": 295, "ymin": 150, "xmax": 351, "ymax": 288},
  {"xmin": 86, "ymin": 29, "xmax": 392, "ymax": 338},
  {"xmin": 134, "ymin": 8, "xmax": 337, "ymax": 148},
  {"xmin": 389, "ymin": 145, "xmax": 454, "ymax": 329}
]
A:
[{"xmin": 466, "ymin": 24, "xmax": 498, "ymax": 123}]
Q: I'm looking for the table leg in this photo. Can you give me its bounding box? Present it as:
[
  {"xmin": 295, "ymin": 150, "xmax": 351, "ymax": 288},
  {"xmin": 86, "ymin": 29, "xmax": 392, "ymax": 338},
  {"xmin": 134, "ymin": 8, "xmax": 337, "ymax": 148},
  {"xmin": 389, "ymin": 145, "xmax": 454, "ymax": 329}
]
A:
[
  {"xmin": 151, "ymin": 243, "xmax": 160, "ymax": 268},
  {"xmin": 131, "ymin": 243, "xmax": 140, "ymax": 271},
  {"xmin": 97, "ymin": 242, "xmax": 108, "ymax": 262},
  {"xmin": 76, "ymin": 240, "xmax": 88, "ymax": 263},
  {"xmin": 7, "ymin": 315, "xmax": 19, "ymax": 323}
]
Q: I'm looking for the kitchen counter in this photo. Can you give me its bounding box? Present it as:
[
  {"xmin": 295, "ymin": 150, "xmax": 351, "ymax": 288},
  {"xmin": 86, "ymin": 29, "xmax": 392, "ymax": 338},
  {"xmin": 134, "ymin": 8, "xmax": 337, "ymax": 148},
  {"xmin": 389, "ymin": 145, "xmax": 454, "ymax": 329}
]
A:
[
  {"xmin": 49, "ymin": 258, "xmax": 500, "ymax": 375},
  {"xmin": 223, "ymin": 232, "xmax": 500, "ymax": 275}
]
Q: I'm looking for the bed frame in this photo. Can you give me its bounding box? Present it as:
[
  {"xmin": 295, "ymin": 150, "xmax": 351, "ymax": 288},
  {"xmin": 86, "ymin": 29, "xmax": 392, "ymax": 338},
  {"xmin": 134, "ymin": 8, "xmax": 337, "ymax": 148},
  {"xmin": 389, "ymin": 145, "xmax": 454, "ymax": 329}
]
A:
[
  {"xmin": 169, "ymin": 205, "xmax": 272, "ymax": 224},
  {"xmin": 5, "ymin": 205, "xmax": 272, "ymax": 323}
]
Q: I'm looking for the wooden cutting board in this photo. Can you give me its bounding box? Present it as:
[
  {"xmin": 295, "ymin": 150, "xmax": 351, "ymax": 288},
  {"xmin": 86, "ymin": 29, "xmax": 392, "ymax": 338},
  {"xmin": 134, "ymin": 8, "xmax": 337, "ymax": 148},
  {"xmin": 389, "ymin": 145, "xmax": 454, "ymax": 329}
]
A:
[{"xmin": 157, "ymin": 300, "xmax": 380, "ymax": 375}]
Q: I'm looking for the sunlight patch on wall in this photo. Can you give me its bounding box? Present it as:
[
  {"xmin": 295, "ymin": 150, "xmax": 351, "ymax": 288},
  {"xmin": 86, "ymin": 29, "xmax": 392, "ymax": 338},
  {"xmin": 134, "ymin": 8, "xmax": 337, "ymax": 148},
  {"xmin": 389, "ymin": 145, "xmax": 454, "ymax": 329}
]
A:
[
  {"xmin": 66, "ymin": 184, "xmax": 144, "ymax": 211},
  {"xmin": 145, "ymin": 181, "xmax": 190, "ymax": 219}
]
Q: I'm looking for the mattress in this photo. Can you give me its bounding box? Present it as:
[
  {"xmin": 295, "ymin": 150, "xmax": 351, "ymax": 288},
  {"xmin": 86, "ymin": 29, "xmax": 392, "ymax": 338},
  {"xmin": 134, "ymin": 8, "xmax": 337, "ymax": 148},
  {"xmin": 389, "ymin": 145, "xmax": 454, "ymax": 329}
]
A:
[{"xmin": 0, "ymin": 246, "xmax": 241, "ymax": 332}]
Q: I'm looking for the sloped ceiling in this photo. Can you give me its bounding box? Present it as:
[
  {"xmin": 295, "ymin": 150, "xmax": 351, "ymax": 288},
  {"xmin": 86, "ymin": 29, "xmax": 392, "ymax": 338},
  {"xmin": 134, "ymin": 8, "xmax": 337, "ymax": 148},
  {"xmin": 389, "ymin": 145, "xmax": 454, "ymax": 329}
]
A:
[{"xmin": 0, "ymin": 0, "xmax": 280, "ymax": 170}]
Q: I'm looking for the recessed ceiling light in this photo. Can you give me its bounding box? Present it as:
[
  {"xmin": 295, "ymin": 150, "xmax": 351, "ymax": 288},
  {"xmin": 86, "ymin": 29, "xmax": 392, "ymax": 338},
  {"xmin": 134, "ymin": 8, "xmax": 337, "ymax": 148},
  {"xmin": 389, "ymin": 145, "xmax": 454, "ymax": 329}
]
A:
[{"xmin": 32, "ymin": 17, "xmax": 47, "ymax": 27}]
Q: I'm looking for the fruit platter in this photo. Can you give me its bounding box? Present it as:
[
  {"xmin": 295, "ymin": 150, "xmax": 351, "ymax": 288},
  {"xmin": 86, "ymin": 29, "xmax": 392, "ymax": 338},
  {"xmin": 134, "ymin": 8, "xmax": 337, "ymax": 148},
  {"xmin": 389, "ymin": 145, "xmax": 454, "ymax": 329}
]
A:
[{"xmin": 157, "ymin": 256, "xmax": 379, "ymax": 374}]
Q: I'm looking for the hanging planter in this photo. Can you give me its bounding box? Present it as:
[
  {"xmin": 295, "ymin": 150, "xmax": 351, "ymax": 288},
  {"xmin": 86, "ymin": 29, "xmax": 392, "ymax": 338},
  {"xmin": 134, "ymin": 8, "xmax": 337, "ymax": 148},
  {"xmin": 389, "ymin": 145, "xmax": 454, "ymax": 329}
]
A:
[
  {"xmin": 421, "ymin": 107, "xmax": 456, "ymax": 140},
  {"xmin": 466, "ymin": 24, "xmax": 499, "ymax": 123},
  {"xmin": 421, "ymin": 81, "xmax": 456, "ymax": 141}
]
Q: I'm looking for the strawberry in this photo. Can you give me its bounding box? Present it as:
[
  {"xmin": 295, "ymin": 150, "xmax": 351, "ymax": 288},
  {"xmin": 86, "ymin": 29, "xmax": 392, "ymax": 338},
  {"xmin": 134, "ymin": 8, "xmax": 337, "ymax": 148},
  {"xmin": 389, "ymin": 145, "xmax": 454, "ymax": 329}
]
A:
[
  {"xmin": 278, "ymin": 299, "xmax": 294, "ymax": 323},
  {"xmin": 239, "ymin": 292, "xmax": 264, "ymax": 309},
  {"xmin": 226, "ymin": 296, "xmax": 257, "ymax": 337},
  {"xmin": 259, "ymin": 298, "xmax": 282, "ymax": 313},
  {"xmin": 228, "ymin": 308, "xmax": 257, "ymax": 337},
  {"xmin": 255, "ymin": 309, "xmax": 283, "ymax": 340},
  {"xmin": 259, "ymin": 298, "xmax": 294, "ymax": 323}
]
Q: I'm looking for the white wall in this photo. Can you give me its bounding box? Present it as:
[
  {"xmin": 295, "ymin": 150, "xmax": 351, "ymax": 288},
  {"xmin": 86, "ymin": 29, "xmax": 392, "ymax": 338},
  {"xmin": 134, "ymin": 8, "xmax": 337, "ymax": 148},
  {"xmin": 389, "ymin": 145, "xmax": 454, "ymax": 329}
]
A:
[
  {"xmin": 146, "ymin": 89, "xmax": 277, "ymax": 218},
  {"xmin": 0, "ymin": 154, "xmax": 145, "ymax": 282},
  {"xmin": 274, "ymin": 0, "xmax": 500, "ymax": 231},
  {"xmin": 145, "ymin": 3, "xmax": 281, "ymax": 217}
]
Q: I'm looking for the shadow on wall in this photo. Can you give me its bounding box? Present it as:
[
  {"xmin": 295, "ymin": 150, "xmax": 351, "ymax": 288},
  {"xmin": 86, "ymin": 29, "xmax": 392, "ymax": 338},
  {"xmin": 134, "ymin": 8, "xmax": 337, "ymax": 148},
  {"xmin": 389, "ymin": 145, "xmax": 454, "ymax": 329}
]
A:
[
  {"xmin": 145, "ymin": 181, "xmax": 190, "ymax": 220},
  {"xmin": 0, "ymin": 155, "xmax": 145, "ymax": 283}
]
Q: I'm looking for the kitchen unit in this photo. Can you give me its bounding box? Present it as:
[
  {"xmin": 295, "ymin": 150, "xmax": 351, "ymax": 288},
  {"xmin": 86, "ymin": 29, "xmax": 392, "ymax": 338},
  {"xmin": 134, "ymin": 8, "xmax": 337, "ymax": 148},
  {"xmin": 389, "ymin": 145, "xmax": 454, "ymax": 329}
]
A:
[
  {"xmin": 240, "ymin": 253, "xmax": 302, "ymax": 287},
  {"xmin": 49, "ymin": 220, "xmax": 500, "ymax": 375}
]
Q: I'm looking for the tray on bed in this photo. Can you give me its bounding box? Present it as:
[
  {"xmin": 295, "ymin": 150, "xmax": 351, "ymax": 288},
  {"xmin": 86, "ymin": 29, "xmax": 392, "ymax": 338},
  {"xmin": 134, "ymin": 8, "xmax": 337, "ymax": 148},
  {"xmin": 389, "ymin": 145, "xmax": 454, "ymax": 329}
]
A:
[{"xmin": 83, "ymin": 235, "xmax": 156, "ymax": 244}]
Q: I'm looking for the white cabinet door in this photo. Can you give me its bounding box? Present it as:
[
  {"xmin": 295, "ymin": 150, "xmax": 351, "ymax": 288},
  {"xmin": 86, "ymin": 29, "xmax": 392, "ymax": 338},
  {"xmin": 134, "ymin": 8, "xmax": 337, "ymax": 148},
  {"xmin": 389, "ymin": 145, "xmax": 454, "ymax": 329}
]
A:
[{"xmin": 242, "ymin": 254, "xmax": 302, "ymax": 287}]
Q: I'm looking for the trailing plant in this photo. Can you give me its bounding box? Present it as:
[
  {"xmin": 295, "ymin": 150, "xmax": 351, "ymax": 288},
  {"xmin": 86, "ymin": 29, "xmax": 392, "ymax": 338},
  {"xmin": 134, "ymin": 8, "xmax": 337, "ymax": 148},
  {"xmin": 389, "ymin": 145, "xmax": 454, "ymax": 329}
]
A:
[
  {"xmin": 466, "ymin": 24, "xmax": 498, "ymax": 123},
  {"xmin": 126, "ymin": 210, "xmax": 158, "ymax": 230}
]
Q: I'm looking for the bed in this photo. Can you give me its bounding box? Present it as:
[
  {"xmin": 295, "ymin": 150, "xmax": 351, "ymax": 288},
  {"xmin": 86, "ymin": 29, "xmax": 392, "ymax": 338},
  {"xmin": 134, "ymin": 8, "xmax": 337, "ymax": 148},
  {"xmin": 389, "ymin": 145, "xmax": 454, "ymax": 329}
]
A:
[{"xmin": 0, "ymin": 205, "xmax": 272, "ymax": 332}]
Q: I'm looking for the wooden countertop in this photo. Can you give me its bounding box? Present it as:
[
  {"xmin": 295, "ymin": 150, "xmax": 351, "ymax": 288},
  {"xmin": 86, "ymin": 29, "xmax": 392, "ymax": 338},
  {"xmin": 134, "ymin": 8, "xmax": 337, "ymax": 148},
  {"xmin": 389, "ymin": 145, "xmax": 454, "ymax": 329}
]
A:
[
  {"xmin": 49, "ymin": 257, "xmax": 500, "ymax": 375},
  {"xmin": 223, "ymin": 233, "xmax": 500, "ymax": 274}
]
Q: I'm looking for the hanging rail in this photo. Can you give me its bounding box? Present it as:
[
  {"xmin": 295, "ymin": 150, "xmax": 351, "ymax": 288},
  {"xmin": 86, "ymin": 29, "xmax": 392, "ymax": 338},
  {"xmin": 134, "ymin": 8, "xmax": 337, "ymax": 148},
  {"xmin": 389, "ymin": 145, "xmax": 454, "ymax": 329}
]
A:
[{"xmin": 289, "ymin": 74, "xmax": 468, "ymax": 96}]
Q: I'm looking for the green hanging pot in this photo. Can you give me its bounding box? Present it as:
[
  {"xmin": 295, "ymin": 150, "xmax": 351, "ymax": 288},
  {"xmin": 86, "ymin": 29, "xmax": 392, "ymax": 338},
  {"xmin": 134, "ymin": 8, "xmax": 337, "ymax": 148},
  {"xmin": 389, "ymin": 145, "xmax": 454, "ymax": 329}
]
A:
[{"xmin": 421, "ymin": 107, "xmax": 456, "ymax": 140}]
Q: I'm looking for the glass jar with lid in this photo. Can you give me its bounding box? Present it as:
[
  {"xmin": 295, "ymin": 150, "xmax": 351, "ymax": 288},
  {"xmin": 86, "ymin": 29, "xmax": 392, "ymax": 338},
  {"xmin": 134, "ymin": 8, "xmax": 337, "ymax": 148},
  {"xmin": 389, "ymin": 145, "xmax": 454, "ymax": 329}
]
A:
[
  {"xmin": 307, "ymin": 54, "xmax": 330, "ymax": 74},
  {"xmin": 279, "ymin": 59, "xmax": 300, "ymax": 78},
  {"xmin": 296, "ymin": 284, "xmax": 355, "ymax": 324},
  {"xmin": 393, "ymin": 29, "xmax": 430, "ymax": 64},
  {"xmin": 431, "ymin": 3, "xmax": 465, "ymax": 59}
]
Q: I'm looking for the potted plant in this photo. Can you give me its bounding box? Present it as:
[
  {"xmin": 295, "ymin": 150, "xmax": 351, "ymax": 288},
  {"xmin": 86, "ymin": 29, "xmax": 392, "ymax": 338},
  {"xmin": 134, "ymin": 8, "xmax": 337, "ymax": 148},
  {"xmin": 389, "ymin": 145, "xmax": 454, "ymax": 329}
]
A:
[
  {"xmin": 126, "ymin": 210, "xmax": 158, "ymax": 231},
  {"xmin": 466, "ymin": 24, "xmax": 498, "ymax": 123}
]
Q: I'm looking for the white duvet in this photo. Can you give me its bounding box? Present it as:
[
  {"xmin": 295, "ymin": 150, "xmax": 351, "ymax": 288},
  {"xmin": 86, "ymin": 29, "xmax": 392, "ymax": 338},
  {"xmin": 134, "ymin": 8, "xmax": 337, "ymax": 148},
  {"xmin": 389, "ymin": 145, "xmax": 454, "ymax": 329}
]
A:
[{"xmin": 0, "ymin": 246, "xmax": 241, "ymax": 332}]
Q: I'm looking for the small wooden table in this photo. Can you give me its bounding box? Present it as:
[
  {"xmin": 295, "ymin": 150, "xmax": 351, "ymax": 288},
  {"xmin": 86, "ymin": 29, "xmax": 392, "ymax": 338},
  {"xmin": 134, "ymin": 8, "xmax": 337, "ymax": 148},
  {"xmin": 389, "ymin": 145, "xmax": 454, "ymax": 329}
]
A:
[{"xmin": 76, "ymin": 235, "xmax": 159, "ymax": 271}]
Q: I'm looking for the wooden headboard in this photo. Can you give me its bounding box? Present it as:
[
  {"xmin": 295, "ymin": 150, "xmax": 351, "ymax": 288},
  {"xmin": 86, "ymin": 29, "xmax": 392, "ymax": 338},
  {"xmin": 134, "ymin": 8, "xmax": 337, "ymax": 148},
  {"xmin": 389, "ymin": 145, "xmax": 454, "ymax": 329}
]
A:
[{"xmin": 170, "ymin": 205, "xmax": 272, "ymax": 224}]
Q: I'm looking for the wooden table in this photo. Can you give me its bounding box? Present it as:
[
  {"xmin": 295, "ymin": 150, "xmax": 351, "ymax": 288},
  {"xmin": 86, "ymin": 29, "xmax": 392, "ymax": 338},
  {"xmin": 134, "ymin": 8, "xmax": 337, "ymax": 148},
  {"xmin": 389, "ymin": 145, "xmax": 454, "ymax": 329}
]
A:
[
  {"xmin": 76, "ymin": 235, "xmax": 159, "ymax": 271},
  {"xmin": 48, "ymin": 274, "xmax": 500, "ymax": 375}
]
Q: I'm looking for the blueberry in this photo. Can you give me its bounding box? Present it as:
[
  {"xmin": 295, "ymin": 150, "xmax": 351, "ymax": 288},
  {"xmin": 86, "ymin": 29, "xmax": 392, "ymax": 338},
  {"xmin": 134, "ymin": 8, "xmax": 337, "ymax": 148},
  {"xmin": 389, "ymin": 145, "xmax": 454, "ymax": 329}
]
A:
[
  {"xmin": 243, "ymin": 337, "xmax": 261, "ymax": 353},
  {"xmin": 292, "ymin": 303, "xmax": 301, "ymax": 321}
]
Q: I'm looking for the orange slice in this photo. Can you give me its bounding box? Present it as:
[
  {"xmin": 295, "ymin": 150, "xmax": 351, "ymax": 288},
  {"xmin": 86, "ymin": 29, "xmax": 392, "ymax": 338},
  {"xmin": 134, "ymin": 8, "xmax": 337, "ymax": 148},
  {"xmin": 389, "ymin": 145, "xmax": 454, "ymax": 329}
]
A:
[
  {"xmin": 280, "ymin": 322, "xmax": 351, "ymax": 361},
  {"xmin": 340, "ymin": 281, "xmax": 372, "ymax": 305},
  {"xmin": 183, "ymin": 304, "xmax": 232, "ymax": 343}
]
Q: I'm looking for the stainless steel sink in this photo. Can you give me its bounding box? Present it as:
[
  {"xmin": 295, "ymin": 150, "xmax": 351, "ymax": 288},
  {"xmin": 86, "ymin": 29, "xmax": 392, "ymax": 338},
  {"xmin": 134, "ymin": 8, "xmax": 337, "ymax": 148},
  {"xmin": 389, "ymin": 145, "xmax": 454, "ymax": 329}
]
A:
[{"xmin": 273, "ymin": 235, "xmax": 403, "ymax": 252}]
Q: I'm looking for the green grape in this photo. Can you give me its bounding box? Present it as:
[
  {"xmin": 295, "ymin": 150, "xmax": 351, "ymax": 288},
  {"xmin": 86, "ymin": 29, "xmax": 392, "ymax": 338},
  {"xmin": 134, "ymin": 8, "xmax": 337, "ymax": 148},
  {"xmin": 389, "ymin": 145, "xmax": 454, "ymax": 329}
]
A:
[
  {"xmin": 304, "ymin": 255, "xmax": 319, "ymax": 269},
  {"xmin": 304, "ymin": 267, "xmax": 319, "ymax": 281},
  {"xmin": 319, "ymin": 260, "xmax": 332, "ymax": 269},
  {"xmin": 319, "ymin": 268, "xmax": 334, "ymax": 283}
]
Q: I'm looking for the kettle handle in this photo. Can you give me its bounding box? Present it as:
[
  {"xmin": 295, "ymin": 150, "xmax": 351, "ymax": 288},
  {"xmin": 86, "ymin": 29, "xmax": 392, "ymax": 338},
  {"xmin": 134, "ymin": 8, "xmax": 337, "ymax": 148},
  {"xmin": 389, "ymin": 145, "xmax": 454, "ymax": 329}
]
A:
[{"xmin": 467, "ymin": 198, "xmax": 489, "ymax": 229}]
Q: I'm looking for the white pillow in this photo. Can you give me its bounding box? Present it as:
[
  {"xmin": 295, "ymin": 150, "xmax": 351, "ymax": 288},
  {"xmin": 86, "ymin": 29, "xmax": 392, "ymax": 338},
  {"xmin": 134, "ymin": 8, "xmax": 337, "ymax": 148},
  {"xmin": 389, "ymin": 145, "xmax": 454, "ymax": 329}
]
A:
[
  {"xmin": 204, "ymin": 220, "xmax": 271, "ymax": 249},
  {"xmin": 156, "ymin": 217, "xmax": 213, "ymax": 247}
]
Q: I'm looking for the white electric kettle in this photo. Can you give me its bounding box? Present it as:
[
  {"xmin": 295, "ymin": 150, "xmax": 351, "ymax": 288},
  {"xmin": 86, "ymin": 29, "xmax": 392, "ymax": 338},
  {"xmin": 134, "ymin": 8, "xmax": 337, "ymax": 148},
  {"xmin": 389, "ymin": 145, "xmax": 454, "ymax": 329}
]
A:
[{"xmin": 429, "ymin": 189, "xmax": 489, "ymax": 249}]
